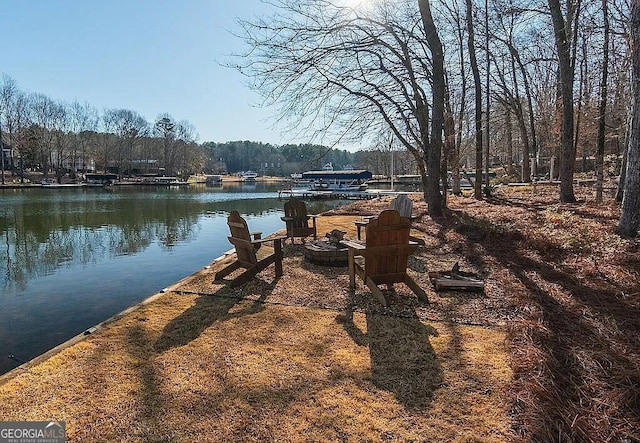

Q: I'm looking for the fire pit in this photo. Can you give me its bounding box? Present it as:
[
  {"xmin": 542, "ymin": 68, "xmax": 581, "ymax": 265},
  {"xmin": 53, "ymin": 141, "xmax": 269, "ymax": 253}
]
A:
[{"xmin": 303, "ymin": 229, "xmax": 349, "ymax": 267}]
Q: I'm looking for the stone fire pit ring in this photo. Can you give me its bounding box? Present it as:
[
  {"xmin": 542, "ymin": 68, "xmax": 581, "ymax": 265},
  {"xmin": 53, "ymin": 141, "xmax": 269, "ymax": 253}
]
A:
[{"xmin": 303, "ymin": 240, "xmax": 349, "ymax": 267}]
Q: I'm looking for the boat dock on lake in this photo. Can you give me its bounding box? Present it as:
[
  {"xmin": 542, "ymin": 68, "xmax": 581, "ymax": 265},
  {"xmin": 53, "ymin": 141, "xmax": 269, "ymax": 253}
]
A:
[
  {"xmin": 278, "ymin": 187, "xmax": 377, "ymax": 200},
  {"xmin": 277, "ymin": 188, "xmax": 403, "ymax": 200}
]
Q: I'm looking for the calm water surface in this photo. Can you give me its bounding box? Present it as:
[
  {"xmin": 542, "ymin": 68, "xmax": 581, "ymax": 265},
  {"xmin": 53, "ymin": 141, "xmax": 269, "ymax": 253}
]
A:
[{"xmin": 0, "ymin": 182, "xmax": 348, "ymax": 375}]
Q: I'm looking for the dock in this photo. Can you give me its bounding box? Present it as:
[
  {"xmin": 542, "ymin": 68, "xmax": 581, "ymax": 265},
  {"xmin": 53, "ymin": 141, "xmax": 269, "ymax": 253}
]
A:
[
  {"xmin": 277, "ymin": 188, "xmax": 420, "ymax": 200},
  {"xmin": 278, "ymin": 188, "xmax": 384, "ymax": 200}
]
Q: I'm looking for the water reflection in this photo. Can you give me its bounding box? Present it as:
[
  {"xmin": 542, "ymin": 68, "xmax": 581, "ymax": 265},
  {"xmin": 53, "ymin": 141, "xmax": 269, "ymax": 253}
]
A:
[
  {"xmin": 0, "ymin": 186, "xmax": 295, "ymax": 288},
  {"xmin": 0, "ymin": 183, "xmax": 349, "ymax": 375},
  {"xmin": 2, "ymin": 192, "xmax": 201, "ymax": 290}
]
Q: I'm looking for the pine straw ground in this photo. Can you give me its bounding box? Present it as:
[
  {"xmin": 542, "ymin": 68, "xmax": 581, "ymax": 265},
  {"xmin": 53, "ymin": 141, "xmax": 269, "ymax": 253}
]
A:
[
  {"xmin": 331, "ymin": 186, "xmax": 640, "ymax": 442},
  {"xmin": 0, "ymin": 185, "xmax": 638, "ymax": 442}
]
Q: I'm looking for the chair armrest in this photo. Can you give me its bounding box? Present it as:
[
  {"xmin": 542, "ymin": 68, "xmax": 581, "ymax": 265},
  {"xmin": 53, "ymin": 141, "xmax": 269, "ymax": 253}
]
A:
[
  {"xmin": 251, "ymin": 235, "xmax": 287, "ymax": 246},
  {"xmin": 250, "ymin": 231, "xmax": 262, "ymax": 241},
  {"xmin": 341, "ymin": 239, "xmax": 366, "ymax": 251},
  {"xmin": 281, "ymin": 216, "xmax": 312, "ymax": 221},
  {"xmin": 354, "ymin": 215, "xmax": 375, "ymax": 225}
]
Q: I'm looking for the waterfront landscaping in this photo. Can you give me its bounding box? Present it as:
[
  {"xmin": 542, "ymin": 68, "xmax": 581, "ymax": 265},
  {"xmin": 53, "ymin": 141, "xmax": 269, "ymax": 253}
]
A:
[{"xmin": 0, "ymin": 185, "xmax": 638, "ymax": 442}]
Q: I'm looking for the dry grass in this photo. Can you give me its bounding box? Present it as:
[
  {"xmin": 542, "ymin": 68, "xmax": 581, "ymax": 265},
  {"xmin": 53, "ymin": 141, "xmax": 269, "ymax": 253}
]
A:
[
  {"xmin": 0, "ymin": 297, "xmax": 511, "ymax": 442},
  {"xmin": 0, "ymin": 296, "xmax": 511, "ymax": 440},
  {"xmin": 404, "ymin": 185, "xmax": 639, "ymax": 443},
  {"xmin": 4, "ymin": 186, "xmax": 633, "ymax": 442}
]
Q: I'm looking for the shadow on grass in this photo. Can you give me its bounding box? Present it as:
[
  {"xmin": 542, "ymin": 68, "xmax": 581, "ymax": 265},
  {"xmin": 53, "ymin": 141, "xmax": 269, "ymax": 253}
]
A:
[
  {"xmin": 335, "ymin": 291, "xmax": 369, "ymax": 347},
  {"xmin": 124, "ymin": 324, "xmax": 169, "ymax": 438},
  {"xmin": 431, "ymin": 197, "xmax": 640, "ymax": 442},
  {"xmin": 337, "ymin": 286, "xmax": 442, "ymax": 410},
  {"xmin": 366, "ymin": 312, "xmax": 442, "ymax": 409},
  {"xmin": 153, "ymin": 278, "xmax": 276, "ymax": 354}
]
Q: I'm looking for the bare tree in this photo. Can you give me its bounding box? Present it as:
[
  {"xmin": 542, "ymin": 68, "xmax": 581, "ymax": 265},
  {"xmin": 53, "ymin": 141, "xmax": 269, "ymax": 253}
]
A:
[
  {"xmin": 50, "ymin": 101, "xmax": 71, "ymax": 182},
  {"xmin": 175, "ymin": 120, "xmax": 199, "ymax": 178},
  {"xmin": 465, "ymin": 0, "xmax": 484, "ymax": 198},
  {"xmin": 100, "ymin": 109, "xmax": 118, "ymax": 173},
  {"xmin": 547, "ymin": 0, "xmax": 581, "ymax": 202},
  {"xmin": 419, "ymin": 0, "xmax": 446, "ymax": 215},
  {"xmin": 491, "ymin": 2, "xmax": 539, "ymax": 181},
  {"xmin": 484, "ymin": 0, "xmax": 491, "ymax": 194},
  {"xmin": 7, "ymin": 90, "xmax": 29, "ymax": 182},
  {"xmin": 595, "ymin": 0, "xmax": 610, "ymax": 203},
  {"xmin": 440, "ymin": 0, "xmax": 468, "ymax": 196},
  {"xmin": 617, "ymin": 0, "xmax": 640, "ymax": 237},
  {"xmin": 28, "ymin": 93, "xmax": 57, "ymax": 181},
  {"xmin": 616, "ymin": 110, "xmax": 631, "ymax": 202},
  {"xmin": 0, "ymin": 74, "xmax": 19, "ymax": 184},
  {"xmin": 492, "ymin": 50, "xmax": 533, "ymax": 179},
  {"xmin": 69, "ymin": 101, "xmax": 99, "ymax": 175},
  {"xmin": 236, "ymin": 0, "xmax": 445, "ymax": 216},
  {"xmin": 111, "ymin": 109, "xmax": 148, "ymax": 179},
  {"xmin": 155, "ymin": 114, "xmax": 177, "ymax": 176}
]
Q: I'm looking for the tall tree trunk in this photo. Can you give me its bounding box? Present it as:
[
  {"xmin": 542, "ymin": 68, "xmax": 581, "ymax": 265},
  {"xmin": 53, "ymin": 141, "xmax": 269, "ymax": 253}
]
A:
[
  {"xmin": 443, "ymin": 89, "xmax": 455, "ymax": 204},
  {"xmin": 505, "ymin": 109, "xmax": 515, "ymax": 176},
  {"xmin": 505, "ymin": 44, "xmax": 532, "ymax": 181},
  {"xmin": 465, "ymin": 0, "xmax": 483, "ymax": 200},
  {"xmin": 453, "ymin": 7, "xmax": 468, "ymax": 196},
  {"xmin": 615, "ymin": 111, "xmax": 631, "ymax": 202},
  {"xmin": 596, "ymin": 0, "xmax": 610, "ymax": 203},
  {"xmin": 617, "ymin": 0, "xmax": 640, "ymax": 236},
  {"xmin": 419, "ymin": 0, "xmax": 445, "ymax": 217},
  {"xmin": 520, "ymin": 58, "xmax": 537, "ymax": 180},
  {"xmin": 576, "ymin": 42, "xmax": 586, "ymax": 172},
  {"xmin": 515, "ymin": 106, "xmax": 531, "ymax": 175},
  {"xmin": 505, "ymin": 41, "xmax": 534, "ymax": 181},
  {"xmin": 483, "ymin": 0, "xmax": 491, "ymax": 196},
  {"xmin": 548, "ymin": 0, "xmax": 578, "ymax": 202}
]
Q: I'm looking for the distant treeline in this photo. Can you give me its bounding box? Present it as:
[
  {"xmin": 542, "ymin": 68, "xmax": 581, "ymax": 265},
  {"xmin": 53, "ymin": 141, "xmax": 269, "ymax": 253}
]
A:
[
  {"xmin": 0, "ymin": 73, "xmax": 413, "ymax": 182},
  {"xmin": 202, "ymin": 141, "xmax": 361, "ymax": 175}
]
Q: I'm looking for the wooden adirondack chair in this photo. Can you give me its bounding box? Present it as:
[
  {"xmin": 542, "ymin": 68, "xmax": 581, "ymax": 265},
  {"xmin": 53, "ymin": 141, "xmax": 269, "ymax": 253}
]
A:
[
  {"xmin": 280, "ymin": 197, "xmax": 317, "ymax": 243},
  {"xmin": 343, "ymin": 209, "xmax": 428, "ymax": 306},
  {"xmin": 389, "ymin": 194, "xmax": 416, "ymax": 221},
  {"xmin": 214, "ymin": 211, "xmax": 286, "ymax": 287},
  {"xmin": 355, "ymin": 194, "xmax": 418, "ymax": 241}
]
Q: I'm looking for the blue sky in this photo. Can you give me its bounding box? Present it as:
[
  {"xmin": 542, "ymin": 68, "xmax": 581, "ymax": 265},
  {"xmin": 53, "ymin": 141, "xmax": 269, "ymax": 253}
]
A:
[{"xmin": 0, "ymin": 0, "xmax": 295, "ymax": 145}]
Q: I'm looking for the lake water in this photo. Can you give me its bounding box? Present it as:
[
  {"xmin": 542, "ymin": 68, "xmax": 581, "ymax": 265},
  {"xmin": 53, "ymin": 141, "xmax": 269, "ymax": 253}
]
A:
[{"xmin": 0, "ymin": 182, "xmax": 349, "ymax": 375}]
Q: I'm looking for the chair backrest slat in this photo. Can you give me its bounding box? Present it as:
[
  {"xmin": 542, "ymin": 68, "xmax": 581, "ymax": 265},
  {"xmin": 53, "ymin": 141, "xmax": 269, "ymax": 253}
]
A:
[
  {"xmin": 364, "ymin": 209, "xmax": 411, "ymax": 279},
  {"xmin": 389, "ymin": 194, "xmax": 413, "ymax": 218},
  {"xmin": 282, "ymin": 198, "xmax": 316, "ymax": 241},
  {"xmin": 284, "ymin": 198, "xmax": 309, "ymax": 229},
  {"xmin": 227, "ymin": 211, "xmax": 258, "ymax": 264}
]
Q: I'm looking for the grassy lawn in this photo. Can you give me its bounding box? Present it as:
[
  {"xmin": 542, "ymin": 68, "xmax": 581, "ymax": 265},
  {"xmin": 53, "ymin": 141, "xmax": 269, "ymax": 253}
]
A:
[{"xmin": 0, "ymin": 287, "xmax": 511, "ymax": 442}]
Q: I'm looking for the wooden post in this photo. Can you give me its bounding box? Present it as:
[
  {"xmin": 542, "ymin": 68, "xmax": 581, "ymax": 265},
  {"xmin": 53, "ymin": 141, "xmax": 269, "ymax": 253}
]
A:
[{"xmin": 348, "ymin": 249, "xmax": 356, "ymax": 289}]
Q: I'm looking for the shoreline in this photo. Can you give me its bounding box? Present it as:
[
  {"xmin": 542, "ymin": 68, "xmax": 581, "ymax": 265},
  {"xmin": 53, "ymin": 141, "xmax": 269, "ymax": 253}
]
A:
[
  {"xmin": 0, "ymin": 249, "xmax": 239, "ymax": 385},
  {"xmin": 0, "ymin": 194, "xmax": 486, "ymax": 384},
  {"xmin": 0, "ymin": 202, "xmax": 498, "ymax": 386},
  {"xmin": 0, "ymin": 174, "xmax": 288, "ymax": 188}
]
